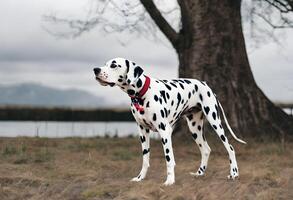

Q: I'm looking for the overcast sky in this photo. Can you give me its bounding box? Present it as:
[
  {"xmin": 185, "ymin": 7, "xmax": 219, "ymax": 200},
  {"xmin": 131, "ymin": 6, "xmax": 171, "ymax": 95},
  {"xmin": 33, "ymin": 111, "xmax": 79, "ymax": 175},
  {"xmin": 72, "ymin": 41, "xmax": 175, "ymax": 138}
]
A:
[{"xmin": 0, "ymin": 0, "xmax": 292, "ymax": 105}]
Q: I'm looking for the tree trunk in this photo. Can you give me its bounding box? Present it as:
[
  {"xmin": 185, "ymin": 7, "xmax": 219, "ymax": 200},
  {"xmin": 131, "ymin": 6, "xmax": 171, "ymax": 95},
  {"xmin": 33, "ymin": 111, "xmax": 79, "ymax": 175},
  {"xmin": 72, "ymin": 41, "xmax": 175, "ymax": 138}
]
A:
[{"xmin": 175, "ymin": 0, "xmax": 293, "ymax": 137}]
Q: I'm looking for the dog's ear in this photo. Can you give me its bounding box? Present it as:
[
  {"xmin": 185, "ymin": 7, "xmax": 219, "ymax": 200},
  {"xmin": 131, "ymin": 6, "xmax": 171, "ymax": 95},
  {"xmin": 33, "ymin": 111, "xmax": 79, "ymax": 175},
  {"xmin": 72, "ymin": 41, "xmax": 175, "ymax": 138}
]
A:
[{"xmin": 126, "ymin": 61, "xmax": 144, "ymax": 85}]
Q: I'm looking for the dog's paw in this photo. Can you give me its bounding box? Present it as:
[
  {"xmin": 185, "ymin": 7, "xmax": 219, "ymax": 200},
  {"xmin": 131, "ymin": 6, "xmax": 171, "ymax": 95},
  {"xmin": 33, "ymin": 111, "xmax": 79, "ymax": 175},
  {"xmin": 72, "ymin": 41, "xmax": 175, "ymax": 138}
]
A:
[
  {"xmin": 163, "ymin": 178, "xmax": 175, "ymax": 186},
  {"xmin": 189, "ymin": 169, "xmax": 205, "ymax": 177},
  {"xmin": 227, "ymin": 174, "xmax": 239, "ymax": 180},
  {"xmin": 130, "ymin": 175, "xmax": 143, "ymax": 182}
]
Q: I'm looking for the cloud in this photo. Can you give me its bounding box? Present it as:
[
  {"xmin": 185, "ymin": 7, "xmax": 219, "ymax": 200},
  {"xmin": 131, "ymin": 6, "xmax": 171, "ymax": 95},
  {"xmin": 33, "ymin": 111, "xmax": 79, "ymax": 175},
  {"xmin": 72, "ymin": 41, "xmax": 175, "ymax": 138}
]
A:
[{"xmin": 0, "ymin": 0, "xmax": 292, "ymax": 106}]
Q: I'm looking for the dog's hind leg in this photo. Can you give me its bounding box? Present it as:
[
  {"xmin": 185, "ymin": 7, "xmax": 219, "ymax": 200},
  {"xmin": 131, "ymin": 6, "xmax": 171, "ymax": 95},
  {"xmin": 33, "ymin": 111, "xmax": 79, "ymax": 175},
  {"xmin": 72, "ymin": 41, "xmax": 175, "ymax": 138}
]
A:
[
  {"xmin": 201, "ymin": 96, "xmax": 239, "ymax": 179},
  {"xmin": 186, "ymin": 111, "xmax": 211, "ymax": 177},
  {"xmin": 131, "ymin": 125, "xmax": 150, "ymax": 182}
]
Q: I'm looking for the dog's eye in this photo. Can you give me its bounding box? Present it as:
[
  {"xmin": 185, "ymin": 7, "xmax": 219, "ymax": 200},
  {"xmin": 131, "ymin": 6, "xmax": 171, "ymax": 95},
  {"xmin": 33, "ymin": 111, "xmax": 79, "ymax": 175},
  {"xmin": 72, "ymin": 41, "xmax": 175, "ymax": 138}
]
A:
[{"xmin": 110, "ymin": 63, "xmax": 117, "ymax": 68}]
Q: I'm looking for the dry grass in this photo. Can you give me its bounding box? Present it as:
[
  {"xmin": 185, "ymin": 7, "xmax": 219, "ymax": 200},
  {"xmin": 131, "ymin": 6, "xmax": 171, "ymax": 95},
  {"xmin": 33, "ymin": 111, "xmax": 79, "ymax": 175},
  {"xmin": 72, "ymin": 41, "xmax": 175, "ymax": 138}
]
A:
[{"xmin": 0, "ymin": 134, "xmax": 292, "ymax": 200}]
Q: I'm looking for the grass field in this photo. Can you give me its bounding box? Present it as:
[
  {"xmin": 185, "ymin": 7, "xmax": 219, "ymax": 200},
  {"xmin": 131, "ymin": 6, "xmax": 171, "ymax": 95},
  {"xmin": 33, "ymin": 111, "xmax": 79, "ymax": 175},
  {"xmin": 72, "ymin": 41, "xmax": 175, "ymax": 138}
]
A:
[{"xmin": 0, "ymin": 134, "xmax": 292, "ymax": 200}]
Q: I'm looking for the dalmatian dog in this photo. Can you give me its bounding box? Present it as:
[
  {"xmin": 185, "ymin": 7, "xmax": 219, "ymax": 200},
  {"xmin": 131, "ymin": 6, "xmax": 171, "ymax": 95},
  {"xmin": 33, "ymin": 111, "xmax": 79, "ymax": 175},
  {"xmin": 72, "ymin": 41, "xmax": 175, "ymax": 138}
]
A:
[{"xmin": 93, "ymin": 57, "xmax": 246, "ymax": 186}]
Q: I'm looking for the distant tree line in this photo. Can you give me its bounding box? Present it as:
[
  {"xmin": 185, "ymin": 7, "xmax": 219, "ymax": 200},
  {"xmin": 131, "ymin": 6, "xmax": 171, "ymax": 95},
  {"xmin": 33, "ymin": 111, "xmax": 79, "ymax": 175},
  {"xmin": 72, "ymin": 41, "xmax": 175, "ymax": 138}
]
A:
[{"xmin": 0, "ymin": 106, "xmax": 134, "ymax": 121}]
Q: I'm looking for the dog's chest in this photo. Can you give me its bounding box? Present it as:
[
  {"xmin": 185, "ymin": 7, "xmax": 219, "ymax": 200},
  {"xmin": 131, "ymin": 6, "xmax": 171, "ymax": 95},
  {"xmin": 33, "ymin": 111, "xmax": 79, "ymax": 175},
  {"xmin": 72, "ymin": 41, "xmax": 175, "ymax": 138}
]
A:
[{"xmin": 131, "ymin": 101, "xmax": 156, "ymax": 130}]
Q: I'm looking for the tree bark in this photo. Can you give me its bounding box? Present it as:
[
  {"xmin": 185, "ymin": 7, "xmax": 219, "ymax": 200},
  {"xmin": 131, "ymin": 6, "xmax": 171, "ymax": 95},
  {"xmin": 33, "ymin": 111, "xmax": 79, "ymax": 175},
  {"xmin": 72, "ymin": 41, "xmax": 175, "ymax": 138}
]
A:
[
  {"xmin": 176, "ymin": 0, "xmax": 293, "ymax": 137},
  {"xmin": 142, "ymin": 0, "xmax": 293, "ymax": 137}
]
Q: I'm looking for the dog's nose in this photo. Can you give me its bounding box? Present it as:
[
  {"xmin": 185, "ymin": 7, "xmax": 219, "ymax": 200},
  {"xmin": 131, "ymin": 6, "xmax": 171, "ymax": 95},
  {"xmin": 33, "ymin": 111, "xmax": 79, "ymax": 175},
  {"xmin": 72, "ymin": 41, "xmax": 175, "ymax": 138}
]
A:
[{"xmin": 93, "ymin": 68, "xmax": 101, "ymax": 75}]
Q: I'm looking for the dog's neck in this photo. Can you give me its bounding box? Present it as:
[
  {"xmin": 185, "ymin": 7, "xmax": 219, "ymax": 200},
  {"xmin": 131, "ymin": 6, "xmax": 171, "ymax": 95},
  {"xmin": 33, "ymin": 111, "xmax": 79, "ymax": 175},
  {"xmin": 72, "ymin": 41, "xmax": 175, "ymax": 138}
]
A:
[{"xmin": 119, "ymin": 75, "xmax": 148, "ymax": 98}]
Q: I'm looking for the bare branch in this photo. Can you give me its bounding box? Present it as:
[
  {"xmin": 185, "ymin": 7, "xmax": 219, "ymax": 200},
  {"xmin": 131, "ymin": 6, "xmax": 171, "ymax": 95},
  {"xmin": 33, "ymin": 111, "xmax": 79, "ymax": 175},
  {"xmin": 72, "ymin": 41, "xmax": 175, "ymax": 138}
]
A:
[{"xmin": 140, "ymin": 0, "xmax": 179, "ymax": 48}]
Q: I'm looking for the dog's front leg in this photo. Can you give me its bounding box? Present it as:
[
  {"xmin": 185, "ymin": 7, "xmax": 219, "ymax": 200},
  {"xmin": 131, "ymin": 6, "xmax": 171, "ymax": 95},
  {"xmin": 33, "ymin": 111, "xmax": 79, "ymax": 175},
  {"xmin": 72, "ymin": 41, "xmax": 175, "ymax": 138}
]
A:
[
  {"xmin": 131, "ymin": 125, "xmax": 150, "ymax": 182},
  {"xmin": 159, "ymin": 125, "xmax": 176, "ymax": 186}
]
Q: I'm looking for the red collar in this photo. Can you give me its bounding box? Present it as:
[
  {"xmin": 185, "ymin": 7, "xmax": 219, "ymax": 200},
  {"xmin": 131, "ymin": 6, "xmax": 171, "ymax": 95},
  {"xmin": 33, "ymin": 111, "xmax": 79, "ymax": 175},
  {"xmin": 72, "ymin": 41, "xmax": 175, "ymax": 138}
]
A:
[
  {"xmin": 138, "ymin": 76, "xmax": 150, "ymax": 98},
  {"xmin": 130, "ymin": 76, "xmax": 150, "ymax": 99},
  {"xmin": 130, "ymin": 76, "xmax": 150, "ymax": 112}
]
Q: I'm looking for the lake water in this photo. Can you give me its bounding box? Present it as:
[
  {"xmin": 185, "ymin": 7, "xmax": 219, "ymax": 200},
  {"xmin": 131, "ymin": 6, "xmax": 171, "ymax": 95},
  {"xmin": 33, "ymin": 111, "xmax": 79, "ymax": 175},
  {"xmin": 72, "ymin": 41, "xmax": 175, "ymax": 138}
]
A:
[
  {"xmin": 0, "ymin": 121, "xmax": 143, "ymax": 138},
  {"xmin": 0, "ymin": 107, "xmax": 291, "ymax": 138}
]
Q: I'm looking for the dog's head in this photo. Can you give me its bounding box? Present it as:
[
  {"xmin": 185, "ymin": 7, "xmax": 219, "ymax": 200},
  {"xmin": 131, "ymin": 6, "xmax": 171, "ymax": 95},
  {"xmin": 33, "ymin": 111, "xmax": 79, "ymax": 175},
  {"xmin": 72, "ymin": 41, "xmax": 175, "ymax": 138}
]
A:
[{"xmin": 93, "ymin": 58, "xmax": 144, "ymax": 87}]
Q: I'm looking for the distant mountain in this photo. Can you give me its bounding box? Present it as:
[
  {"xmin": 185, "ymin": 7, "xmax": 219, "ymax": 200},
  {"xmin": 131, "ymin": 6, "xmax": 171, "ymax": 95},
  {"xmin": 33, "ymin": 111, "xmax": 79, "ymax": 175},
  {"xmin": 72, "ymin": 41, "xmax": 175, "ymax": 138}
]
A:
[{"xmin": 0, "ymin": 83, "xmax": 106, "ymax": 108}]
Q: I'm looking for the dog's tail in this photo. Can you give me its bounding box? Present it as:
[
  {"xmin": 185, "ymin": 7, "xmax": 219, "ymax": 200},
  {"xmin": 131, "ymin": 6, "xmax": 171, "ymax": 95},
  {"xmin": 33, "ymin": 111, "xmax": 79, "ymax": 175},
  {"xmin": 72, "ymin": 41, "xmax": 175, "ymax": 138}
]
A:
[{"xmin": 218, "ymin": 101, "xmax": 247, "ymax": 144}]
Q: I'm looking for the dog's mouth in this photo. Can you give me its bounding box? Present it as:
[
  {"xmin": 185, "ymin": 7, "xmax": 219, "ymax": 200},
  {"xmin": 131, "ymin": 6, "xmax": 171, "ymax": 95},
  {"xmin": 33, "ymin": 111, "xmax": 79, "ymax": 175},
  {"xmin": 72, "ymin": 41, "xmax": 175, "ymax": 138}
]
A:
[{"xmin": 95, "ymin": 77, "xmax": 115, "ymax": 87}]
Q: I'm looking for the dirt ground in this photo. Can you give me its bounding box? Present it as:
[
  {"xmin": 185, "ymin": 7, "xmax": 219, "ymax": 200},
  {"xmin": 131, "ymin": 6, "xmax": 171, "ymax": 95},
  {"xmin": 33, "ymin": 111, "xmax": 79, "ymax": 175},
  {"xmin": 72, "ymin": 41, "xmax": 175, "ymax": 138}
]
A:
[{"xmin": 0, "ymin": 134, "xmax": 292, "ymax": 200}]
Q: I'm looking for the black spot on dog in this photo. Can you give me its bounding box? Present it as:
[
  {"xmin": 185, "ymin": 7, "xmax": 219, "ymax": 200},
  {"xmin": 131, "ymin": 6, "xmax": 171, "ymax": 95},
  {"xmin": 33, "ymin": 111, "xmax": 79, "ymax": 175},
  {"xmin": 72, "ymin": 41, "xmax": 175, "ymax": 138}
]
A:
[
  {"xmin": 154, "ymin": 95, "xmax": 159, "ymax": 101},
  {"xmin": 170, "ymin": 82, "xmax": 177, "ymax": 88},
  {"xmin": 188, "ymin": 92, "xmax": 191, "ymax": 98},
  {"xmin": 204, "ymin": 106, "xmax": 210, "ymax": 115},
  {"xmin": 125, "ymin": 60, "xmax": 129, "ymax": 68},
  {"xmin": 165, "ymin": 155, "xmax": 170, "ymax": 162},
  {"xmin": 164, "ymin": 108, "xmax": 168, "ymax": 117},
  {"xmin": 212, "ymin": 112, "xmax": 216, "ymax": 120},
  {"xmin": 173, "ymin": 112, "xmax": 177, "ymax": 118},
  {"xmin": 166, "ymin": 93, "xmax": 170, "ymax": 99},
  {"xmin": 136, "ymin": 79, "xmax": 142, "ymax": 87},
  {"xmin": 215, "ymin": 104, "xmax": 220, "ymax": 119},
  {"xmin": 230, "ymin": 145, "xmax": 234, "ymax": 151},
  {"xmin": 195, "ymin": 84, "xmax": 198, "ymax": 91},
  {"xmin": 127, "ymin": 89, "xmax": 135, "ymax": 96},
  {"xmin": 207, "ymin": 91, "xmax": 211, "ymax": 97},
  {"xmin": 140, "ymin": 136, "xmax": 146, "ymax": 143},
  {"xmin": 199, "ymin": 144, "xmax": 202, "ymax": 147},
  {"xmin": 200, "ymin": 81, "xmax": 206, "ymax": 85},
  {"xmin": 160, "ymin": 110, "xmax": 165, "ymax": 118},
  {"xmin": 198, "ymin": 125, "xmax": 201, "ymax": 131},
  {"xmin": 143, "ymin": 148, "xmax": 149, "ymax": 155},
  {"xmin": 213, "ymin": 125, "xmax": 217, "ymax": 130},
  {"xmin": 197, "ymin": 102, "xmax": 202, "ymax": 108},
  {"xmin": 192, "ymin": 133, "xmax": 197, "ymax": 140},
  {"xmin": 160, "ymin": 91, "xmax": 167, "ymax": 103},
  {"xmin": 184, "ymin": 79, "xmax": 191, "ymax": 84},
  {"xmin": 176, "ymin": 93, "xmax": 181, "ymax": 110},
  {"xmin": 140, "ymin": 110, "xmax": 145, "ymax": 115},
  {"xmin": 171, "ymin": 100, "xmax": 174, "ymax": 106},
  {"xmin": 199, "ymin": 94, "xmax": 203, "ymax": 101},
  {"xmin": 229, "ymin": 159, "xmax": 232, "ymax": 164},
  {"xmin": 159, "ymin": 122, "xmax": 166, "ymax": 130},
  {"xmin": 134, "ymin": 66, "xmax": 143, "ymax": 78},
  {"xmin": 179, "ymin": 83, "xmax": 185, "ymax": 89},
  {"xmin": 219, "ymin": 124, "xmax": 223, "ymax": 129},
  {"xmin": 153, "ymin": 113, "xmax": 157, "ymax": 121},
  {"xmin": 220, "ymin": 135, "xmax": 226, "ymax": 142},
  {"xmin": 139, "ymin": 125, "xmax": 143, "ymax": 129},
  {"xmin": 192, "ymin": 122, "xmax": 196, "ymax": 126},
  {"xmin": 118, "ymin": 79, "xmax": 123, "ymax": 82},
  {"xmin": 146, "ymin": 101, "xmax": 150, "ymax": 107},
  {"xmin": 161, "ymin": 138, "xmax": 167, "ymax": 145},
  {"xmin": 164, "ymin": 83, "xmax": 172, "ymax": 91},
  {"xmin": 166, "ymin": 148, "xmax": 170, "ymax": 154},
  {"xmin": 159, "ymin": 98, "xmax": 162, "ymax": 104}
]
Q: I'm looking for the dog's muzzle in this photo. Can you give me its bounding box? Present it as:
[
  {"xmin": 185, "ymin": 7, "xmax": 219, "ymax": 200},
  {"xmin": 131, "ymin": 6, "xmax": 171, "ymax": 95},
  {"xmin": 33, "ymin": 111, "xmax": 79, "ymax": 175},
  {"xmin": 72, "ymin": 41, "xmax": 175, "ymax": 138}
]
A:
[{"xmin": 93, "ymin": 68, "xmax": 115, "ymax": 87}]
